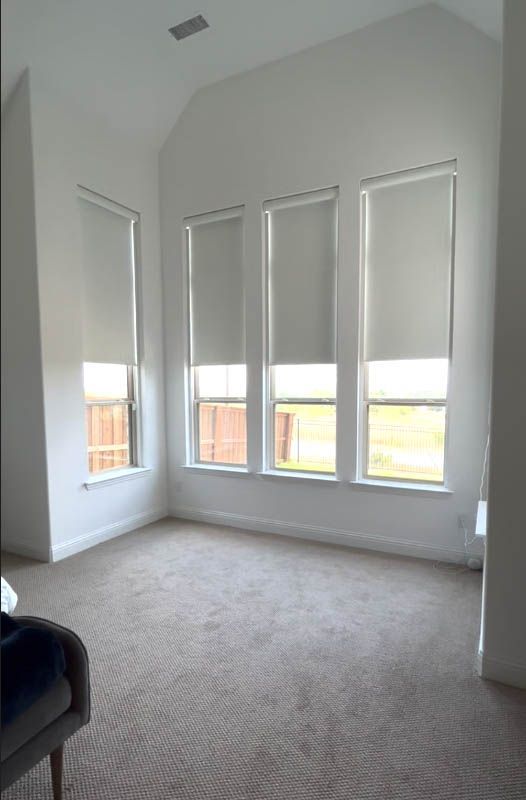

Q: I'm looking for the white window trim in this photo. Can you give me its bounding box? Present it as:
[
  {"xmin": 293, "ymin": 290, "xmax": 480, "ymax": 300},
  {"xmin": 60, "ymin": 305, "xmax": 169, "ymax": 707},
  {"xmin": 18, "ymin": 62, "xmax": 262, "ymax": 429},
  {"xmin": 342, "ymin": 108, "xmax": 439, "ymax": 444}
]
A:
[
  {"xmin": 84, "ymin": 466, "xmax": 151, "ymax": 490},
  {"xmin": 186, "ymin": 205, "xmax": 248, "ymax": 474},
  {"xmin": 350, "ymin": 479, "xmax": 452, "ymax": 496},
  {"xmin": 183, "ymin": 206, "xmax": 245, "ymax": 467},
  {"xmin": 263, "ymin": 186, "xmax": 338, "ymax": 213},
  {"xmin": 182, "ymin": 464, "xmax": 250, "ymax": 478},
  {"xmin": 77, "ymin": 185, "xmax": 139, "ymax": 222},
  {"xmin": 79, "ymin": 185, "xmax": 145, "ymax": 481},
  {"xmin": 357, "ymin": 161, "xmax": 457, "ymax": 489},
  {"xmin": 257, "ymin": 470, "xmax": 338, "ymax": 486}
]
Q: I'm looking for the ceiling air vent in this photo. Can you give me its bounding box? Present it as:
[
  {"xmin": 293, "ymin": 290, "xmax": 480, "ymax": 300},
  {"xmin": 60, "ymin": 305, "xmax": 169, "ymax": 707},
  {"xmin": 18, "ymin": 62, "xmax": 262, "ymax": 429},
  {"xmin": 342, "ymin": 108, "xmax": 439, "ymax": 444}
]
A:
[{"xmin": 169, "ymin": 14, "xmax": 209, "ymax": 41}]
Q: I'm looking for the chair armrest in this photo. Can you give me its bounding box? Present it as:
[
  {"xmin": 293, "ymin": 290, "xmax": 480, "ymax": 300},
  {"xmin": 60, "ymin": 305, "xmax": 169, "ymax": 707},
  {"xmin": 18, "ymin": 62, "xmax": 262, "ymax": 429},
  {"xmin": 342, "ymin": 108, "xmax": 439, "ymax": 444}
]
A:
[{"xmin": 13, "ymin": 617, "xmax": 90, "ymax": 725}]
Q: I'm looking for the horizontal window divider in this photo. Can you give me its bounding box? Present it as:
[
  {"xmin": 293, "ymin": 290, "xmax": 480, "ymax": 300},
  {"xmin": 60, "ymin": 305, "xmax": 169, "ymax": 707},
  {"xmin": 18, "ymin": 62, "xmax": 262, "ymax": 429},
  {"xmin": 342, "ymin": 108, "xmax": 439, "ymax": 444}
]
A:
[
  {"xmin": 195, "ymin": 397, "xmax": 246, "ymax": 403},
  {"xmin": 270, "ymin": 398, "xmax": 336, "ymax": 405},
  {"xmin": 365, "ymin": 399, "xmax": 445, "ymax": 406},
  {"xmin": 86, "ymin": 399, "xmax": 134, "ymax": 407}
]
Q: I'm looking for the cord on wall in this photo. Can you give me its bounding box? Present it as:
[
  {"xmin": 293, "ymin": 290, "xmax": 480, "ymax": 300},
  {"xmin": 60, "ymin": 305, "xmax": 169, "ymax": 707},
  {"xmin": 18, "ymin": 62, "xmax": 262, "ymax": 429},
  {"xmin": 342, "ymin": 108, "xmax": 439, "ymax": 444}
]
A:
[
  {"xmin": 458, "ymin": 513, "xmax": 483, "ymax": 570},
  {"xmin": 479, "ymin": 432, "xmax": 490, "ymax": 501}
]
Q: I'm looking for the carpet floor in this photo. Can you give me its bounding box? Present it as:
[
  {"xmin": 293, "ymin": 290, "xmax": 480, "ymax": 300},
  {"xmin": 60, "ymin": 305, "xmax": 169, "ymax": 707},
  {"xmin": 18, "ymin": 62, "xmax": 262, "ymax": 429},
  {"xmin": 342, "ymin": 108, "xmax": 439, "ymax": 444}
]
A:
[{"xmin": 2, "ymin": 518, "xmax": 525, "ymax": 800}]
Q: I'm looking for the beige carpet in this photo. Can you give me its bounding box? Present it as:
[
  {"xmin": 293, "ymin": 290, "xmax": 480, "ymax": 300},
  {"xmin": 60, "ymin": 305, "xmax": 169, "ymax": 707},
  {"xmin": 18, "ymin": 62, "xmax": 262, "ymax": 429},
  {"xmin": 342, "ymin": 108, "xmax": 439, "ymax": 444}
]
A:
[{"xmin": 2, "ymin": 518, "xmax": 525, "ymax": 800}]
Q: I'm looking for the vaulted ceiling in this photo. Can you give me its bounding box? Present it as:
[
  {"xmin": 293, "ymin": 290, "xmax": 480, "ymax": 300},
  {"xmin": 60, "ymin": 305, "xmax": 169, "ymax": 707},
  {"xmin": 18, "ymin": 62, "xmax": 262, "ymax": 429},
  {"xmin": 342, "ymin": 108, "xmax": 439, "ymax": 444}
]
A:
[{"xmin": 1, "ymin": 1, "xmax": 502, "ymax": 149}]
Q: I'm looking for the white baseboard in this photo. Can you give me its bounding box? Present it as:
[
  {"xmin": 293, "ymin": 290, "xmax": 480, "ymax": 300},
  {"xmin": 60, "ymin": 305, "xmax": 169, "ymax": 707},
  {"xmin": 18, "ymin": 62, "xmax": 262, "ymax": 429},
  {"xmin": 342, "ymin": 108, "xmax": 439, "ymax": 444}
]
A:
[
  {"xmin": 1, "ymin": 538, "xmax": 49, "ymax": 562},
  {"xmin": 171, "ymin": 505, "xmax": 467, "ymax": 564},
  {"xmin": 477, "ymin": 649, "xmax": 526, "ymax": 690},
  {"xmin": 50, "ymin": 508, "xmax": 167, "ymax": 562}
]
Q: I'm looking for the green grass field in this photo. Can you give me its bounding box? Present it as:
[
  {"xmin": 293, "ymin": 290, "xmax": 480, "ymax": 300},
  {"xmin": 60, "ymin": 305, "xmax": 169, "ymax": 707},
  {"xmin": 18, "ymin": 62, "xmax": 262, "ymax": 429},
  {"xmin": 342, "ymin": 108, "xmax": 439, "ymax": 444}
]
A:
[{"xmin": 274, "ymin": 402, "xmax": 445, "ymax": 481}]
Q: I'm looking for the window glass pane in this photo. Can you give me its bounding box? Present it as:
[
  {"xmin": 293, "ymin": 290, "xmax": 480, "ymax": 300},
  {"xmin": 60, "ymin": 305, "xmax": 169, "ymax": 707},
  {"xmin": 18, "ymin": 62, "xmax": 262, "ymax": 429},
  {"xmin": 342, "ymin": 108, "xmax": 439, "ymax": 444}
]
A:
[
  {"xmin": 274, "ymin": 403, "xmax": 335, "ymax": 473},
  {"xmin": 366, "ymin": 404, "xmax": 446, "ymax": 483},
  {"xmin": 367, "ymin": 359, "xmax": 448, "ymax": 400},
  {"xmin": 84, "ymin": 363, "xmax": 129, "ymax": 400},
  {"xmin": 272, "ymin": 365, "xmax": 336, "ymax": 400},
  {"xmin": 86, "ymin": 404, "xmax": 131, "ymax": 474},
  {"xmin": 198, "ymin": 402, "xmax": 246, "ymax": 465},
  {"xmin": 196, "ymin": 365, "xmax": 246, "ymax": 398}
]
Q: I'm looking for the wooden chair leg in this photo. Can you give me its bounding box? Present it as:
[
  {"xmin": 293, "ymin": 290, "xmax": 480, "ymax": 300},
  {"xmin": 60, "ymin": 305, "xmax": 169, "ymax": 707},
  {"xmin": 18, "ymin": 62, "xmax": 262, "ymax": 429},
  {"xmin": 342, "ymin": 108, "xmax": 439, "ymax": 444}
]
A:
[{"xmin": 50, "ymin": 744, "xmax": 63, "ymax": 800}]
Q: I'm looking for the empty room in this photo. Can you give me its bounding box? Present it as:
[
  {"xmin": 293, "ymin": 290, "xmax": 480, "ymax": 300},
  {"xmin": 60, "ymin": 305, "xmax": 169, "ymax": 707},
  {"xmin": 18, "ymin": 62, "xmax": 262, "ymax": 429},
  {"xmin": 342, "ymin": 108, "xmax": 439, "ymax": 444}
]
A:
[{"xmin": 1, "ymin": 1, "xmax": 525, "ymax": 799}]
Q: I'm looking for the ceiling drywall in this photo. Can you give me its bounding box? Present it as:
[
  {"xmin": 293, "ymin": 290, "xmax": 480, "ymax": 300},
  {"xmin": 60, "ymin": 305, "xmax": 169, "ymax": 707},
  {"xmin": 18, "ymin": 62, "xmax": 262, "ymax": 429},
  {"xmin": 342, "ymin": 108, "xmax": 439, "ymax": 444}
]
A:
[{"xmin": 1, "ymin": 0, "xmax": 502, "ymax": 148}]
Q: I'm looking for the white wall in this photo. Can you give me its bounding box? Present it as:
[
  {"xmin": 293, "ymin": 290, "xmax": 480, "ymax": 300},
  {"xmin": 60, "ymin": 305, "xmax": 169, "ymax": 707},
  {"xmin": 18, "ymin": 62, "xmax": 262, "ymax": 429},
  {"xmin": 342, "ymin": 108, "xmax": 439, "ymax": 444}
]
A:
[
  {"xmin": 160, "ymin": 5, "xmax": 500, "ymax": 562},
  {"xmin": 1, "ymin": 71, "xmax": 51, "ymax": 560},
  {"xmin": 480, "ymin": 0, "xmax": 526, "ymax": 689},
  {"xmin": 2, "ymin": 73, "xmax": 168, "ymax": 561}
]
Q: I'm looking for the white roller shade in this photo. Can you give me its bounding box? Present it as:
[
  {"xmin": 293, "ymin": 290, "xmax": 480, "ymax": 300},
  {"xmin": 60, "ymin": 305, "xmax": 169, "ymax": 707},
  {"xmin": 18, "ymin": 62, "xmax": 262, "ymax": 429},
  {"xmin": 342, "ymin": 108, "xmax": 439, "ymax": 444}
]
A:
[
  {"xmin": 266, "ymin": 189, "xmax": 338, "ymax": 365},
  {"xmin": 362, "ymin": 162, "xmax": 454, "ymax": 362},
  {"xmin": 79, "ymin": 195, "xmax": 137, "ymax": 364},
  {"xmin": 188, "ymin": 209, "xmax": 244, "ymax": 366}
]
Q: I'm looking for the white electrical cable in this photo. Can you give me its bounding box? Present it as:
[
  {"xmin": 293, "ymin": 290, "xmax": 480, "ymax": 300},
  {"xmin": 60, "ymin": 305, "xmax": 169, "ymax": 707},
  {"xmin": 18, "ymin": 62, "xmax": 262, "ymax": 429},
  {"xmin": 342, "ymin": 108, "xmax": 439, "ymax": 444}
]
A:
[
  {"xmin": 479, "ymin": 433, "xmax": 490, "ymax": 501},
  {"xmin": 459, "ymin": 514, "xmax": 478, "ymax": 549}
]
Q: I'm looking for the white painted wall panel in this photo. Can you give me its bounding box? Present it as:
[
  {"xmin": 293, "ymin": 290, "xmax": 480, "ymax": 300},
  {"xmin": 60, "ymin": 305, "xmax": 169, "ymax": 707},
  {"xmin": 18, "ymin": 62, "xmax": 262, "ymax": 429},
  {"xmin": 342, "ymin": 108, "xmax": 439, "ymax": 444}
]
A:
[{"xmin": 160, "ymin": 6, "xmax": 500, "ymax": 562}]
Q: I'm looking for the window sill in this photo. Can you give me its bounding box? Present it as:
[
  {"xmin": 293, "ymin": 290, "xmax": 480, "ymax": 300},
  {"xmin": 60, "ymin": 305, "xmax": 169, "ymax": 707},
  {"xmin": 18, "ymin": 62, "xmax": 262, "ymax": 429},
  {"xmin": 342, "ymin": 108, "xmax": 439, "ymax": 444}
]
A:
[
  {"xmin": 257, "ymin": 470, "xmax": 338, "ymax": 485},
  {"xmin": 350, "ymin": 479, "xmax": 452, "ymax": 497},
  {"xmin": 84, "ymin": 466, "xmax": 152, "ymax": 490},
  {"xmin": 182, "ymin": 464, "xmax": 250, "ymax": 478}
]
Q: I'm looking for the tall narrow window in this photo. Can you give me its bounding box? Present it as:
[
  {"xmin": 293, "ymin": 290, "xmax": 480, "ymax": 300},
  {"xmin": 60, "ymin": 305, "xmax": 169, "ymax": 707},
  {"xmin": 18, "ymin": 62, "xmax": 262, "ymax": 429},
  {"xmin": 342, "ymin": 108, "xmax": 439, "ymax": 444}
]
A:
[
  {"xmin": 78, "ymin": 189, "xmax": 139, "ymax": 475},
  {"xmin": 185, "ymin": 207, "xmax": 246, "ymax": 466},
  {"xmin": 265, "ymin": 188, "xmax": 338, "ymax": 474},
  {"xmin": 360, "ymin": 161, "xmax": 455, "ymax": 484}
]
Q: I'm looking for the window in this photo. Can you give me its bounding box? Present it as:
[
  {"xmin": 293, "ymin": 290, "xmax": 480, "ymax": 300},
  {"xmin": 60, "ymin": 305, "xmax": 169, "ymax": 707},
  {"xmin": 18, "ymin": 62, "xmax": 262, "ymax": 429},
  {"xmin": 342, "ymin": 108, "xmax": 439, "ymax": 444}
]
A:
[
  {"xmin": 78, "ymin": 188, "xmax": 140, "ymax": 476},
  {"xmin": 364, "ymin": 360, "xmax": 447, "ymax": 483},
  {"xmin": 84, "ymin": 363, "xmax": 136, "ymax": 474},
  {"xmin": 270, "ymin": 365, "xmax": 336, "ymax": 473},
  {"xmin": 360, "ymin": 161, "xmax": 455, "ymax": 485},
  {"xmin": 264, "ymin": 188, "xmax": 338, "ymax": 474},
  {"xmin": 185, "ymin": 207, "xmax": 246, "ymax": 466},
  {"xmin": 193, "ymin": 365, "xmax": 246, "ymax": 465}
]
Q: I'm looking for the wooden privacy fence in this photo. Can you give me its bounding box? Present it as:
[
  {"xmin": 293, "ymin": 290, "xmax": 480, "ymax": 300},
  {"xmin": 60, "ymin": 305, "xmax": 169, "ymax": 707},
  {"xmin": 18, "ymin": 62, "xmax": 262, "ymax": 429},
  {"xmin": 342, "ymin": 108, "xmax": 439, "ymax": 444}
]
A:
[
  {"xmin": 86, "ymin": 404, "xmax": 130, "ymax": 473},
  {"xmin": 86, "ymin": 402, "xmax": 296, "ymax": 473},
  {"xmin": 274, "ymin": 411, "xmax": 295, "ymax": 465},
  {"xmin": 199, "ymin": 404, "xmax": 294, "ymax": 464},
  {"xmin": 199, "ymin": 404, "xmax": 246, "ymax": 464}
]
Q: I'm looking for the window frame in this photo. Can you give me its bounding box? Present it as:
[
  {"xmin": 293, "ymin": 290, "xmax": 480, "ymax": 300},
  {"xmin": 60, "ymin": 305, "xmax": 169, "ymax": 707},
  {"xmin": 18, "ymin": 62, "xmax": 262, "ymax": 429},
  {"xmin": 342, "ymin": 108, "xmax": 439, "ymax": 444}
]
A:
[
  {"xmin": 192, "ymin": 366, "xmax": 247, "ymax": 468},
  {"xmin": 267, "ymin": 367, "xmax": 337, "ymax": 475},
  {"xmin": 183, "ymin": 206, "xmax": 246, "ymax": 468},
  {"xmin": 84, "ymin": 363, "xmax": 139, "ymax": 475},
  {"xmin": 78, "ymin": 185, "xmax": 143, "ymax": 480},
  {"xmin": 358, "ymin": 161, "xmax": 456, "ymax": 488},
  {"xmin": 360, "ymin": 363, "xmax": 448, "ymax": 486},
  {"xmin": 263, "ymin": 185, "xmax": 339, "ymax": 477}
]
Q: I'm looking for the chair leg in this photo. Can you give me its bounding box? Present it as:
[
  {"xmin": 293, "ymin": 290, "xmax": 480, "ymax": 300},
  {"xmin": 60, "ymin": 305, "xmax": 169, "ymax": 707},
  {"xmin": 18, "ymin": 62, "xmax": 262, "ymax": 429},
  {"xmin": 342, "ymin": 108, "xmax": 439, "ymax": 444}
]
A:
[{"xmin": 50, "ymin": 744, "xmax": 63, "ymax": 800}]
